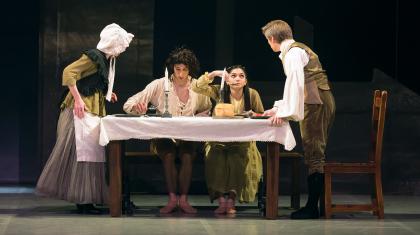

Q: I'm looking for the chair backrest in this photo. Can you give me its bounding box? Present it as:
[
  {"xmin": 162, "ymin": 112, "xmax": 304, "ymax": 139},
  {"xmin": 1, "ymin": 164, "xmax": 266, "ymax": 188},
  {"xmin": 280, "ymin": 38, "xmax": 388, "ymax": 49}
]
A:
[{"xmin": 368, "ymin": 90, "xmax": 388, "ymax": 165}]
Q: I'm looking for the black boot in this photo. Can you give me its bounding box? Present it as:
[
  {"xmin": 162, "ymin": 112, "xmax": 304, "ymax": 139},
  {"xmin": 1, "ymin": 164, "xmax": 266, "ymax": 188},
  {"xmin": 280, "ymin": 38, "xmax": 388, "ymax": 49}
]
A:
[
  {"xmin": 76, "ymin": 204, "xmax": 103, "ymax": 215},
  {"xmin": 76, "ymin": 204, "xmax": 85, "ymax": 214},
  {"xmin": 291, "ymin": 172, "xmax": 324, "ymax": 219},
  {"xmin": 84, "ymin": 204, "xmax": 103, "ymax": 214}
]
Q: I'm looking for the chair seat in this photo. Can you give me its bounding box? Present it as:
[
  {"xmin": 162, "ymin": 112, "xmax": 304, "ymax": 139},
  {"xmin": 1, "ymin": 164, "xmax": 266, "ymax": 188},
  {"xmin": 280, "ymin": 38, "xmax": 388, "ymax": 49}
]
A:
[
  {"xmin": 125, "ymin": 151, "xmax": 157, "ymax": 157},
  {"xmin": 280, "ymin": 152, "xmax": 304, "ymax": 158},
  {"xmin": 325, "ymin": 162, "xmax": 377, "ymax": 173},
  {"xmin": 260, "ymin": 151, "xmax": 303, "ymax": 158}
]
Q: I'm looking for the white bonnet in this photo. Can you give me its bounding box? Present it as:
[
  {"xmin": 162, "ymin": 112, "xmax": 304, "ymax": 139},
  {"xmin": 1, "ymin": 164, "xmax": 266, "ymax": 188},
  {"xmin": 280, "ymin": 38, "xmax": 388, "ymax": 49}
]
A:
[{"xmin": 96, "ymin": 23, "xmax": 134, "ymax": 56}]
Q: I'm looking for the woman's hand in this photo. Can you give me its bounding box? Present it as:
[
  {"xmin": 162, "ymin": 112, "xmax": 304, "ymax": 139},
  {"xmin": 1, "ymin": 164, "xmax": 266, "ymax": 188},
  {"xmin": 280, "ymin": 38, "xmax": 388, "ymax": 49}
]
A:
[
  {"xmin": 73, "ymin": 98, "xmax": 86, "ymax": 119},
  {"xmin": 207, "ymin": 70, "xmax": 225, "ymax": 80},
  {"xmin": 68, "ymin": 85, "xmax": 86, "ymax": 119},
  {"xmin": 111, "ymin": 92, "xmax": 118, "ymax": 103}
]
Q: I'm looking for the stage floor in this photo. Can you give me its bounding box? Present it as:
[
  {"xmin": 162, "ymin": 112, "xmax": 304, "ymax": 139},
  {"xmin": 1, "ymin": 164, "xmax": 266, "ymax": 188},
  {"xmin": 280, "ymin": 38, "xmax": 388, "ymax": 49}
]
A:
[{"xmin": 1, "ymin": 187, "xmax": 420, "ymax": 235}]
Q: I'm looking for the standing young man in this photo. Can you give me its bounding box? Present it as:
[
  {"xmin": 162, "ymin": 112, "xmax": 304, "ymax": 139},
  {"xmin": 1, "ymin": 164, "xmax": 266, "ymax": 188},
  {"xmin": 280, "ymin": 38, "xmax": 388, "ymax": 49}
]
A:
[{"xmin": 261, "ymin": 20, "xmax": 335, "ymax": 219}]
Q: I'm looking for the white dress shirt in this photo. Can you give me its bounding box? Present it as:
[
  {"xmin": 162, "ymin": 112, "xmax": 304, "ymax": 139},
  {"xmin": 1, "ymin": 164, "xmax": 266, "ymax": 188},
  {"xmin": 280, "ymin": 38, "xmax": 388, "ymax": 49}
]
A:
[{"xmin": 273, "ymin": 39, "xmax": 309, "ymax": 121}]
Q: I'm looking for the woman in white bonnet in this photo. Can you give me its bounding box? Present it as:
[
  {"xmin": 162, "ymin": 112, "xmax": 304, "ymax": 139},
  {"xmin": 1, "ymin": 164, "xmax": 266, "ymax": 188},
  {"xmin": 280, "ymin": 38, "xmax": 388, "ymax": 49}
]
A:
[{"xmin": 35, "ymin": 23, "xmax": 134, "ymax": 214}]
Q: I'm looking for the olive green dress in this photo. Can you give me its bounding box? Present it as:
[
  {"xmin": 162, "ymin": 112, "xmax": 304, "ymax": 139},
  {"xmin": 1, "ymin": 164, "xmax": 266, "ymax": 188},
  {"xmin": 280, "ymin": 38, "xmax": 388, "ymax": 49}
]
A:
[{"xmin": 191, "ymin": 74, "xmax": 264, "ymax": 202}]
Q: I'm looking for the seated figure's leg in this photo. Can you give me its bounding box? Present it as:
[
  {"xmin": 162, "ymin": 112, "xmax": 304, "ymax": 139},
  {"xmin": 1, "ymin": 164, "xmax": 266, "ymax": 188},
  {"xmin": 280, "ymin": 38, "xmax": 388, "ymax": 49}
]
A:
[
  {"xmin": 224, "ymin": 143, "xmax": 250, "ymax": 214},
  {"xmin": 226, "ymin": 191, "xmax": 237, "ymax": 214},
  {"xmin": 205, "ymin": 143, "xmax": 229, "ymax": 213},
  {"xmin": 153, "ymin": 139, "xmax": 178, "ymax": 214},
  {"xmin": 178, "ymin": 141, "xmax": 197, "ymax": 214},
  {"xmin": 214, "ymin": 193, "xmax": 227, "ymax": 214}
]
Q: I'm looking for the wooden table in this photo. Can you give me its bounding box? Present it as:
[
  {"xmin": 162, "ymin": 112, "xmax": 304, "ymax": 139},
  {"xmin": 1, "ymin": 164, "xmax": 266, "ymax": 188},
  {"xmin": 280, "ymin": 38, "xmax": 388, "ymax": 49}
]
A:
[{"xmin": 100, "ymin": 116, "xmax": 296, "ymax": 219}]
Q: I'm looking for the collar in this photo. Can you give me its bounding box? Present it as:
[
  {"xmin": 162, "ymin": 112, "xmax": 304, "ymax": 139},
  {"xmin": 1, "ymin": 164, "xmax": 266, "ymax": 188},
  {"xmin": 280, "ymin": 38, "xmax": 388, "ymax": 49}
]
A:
[
  {"xmin": 171, "ymin": 74, "xmax": 192, "ymax": 89},
  {"xmin": 279, "ymin": 39, "xmax": 295, "ymax": 61}
]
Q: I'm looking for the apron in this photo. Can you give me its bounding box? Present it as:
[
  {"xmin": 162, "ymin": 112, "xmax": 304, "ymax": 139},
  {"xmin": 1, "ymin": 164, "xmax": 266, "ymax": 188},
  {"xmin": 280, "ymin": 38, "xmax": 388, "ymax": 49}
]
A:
[{"xmin": 73, "ymin": 112, "xmax": 105, "ymax": 162}]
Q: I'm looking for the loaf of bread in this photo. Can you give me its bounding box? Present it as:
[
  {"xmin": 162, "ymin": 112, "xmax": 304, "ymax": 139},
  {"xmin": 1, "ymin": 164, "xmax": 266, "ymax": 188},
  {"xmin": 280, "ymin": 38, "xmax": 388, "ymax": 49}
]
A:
[{"xmin": 214, "ymin": 103, "xmax": 234, "ymax": 117}]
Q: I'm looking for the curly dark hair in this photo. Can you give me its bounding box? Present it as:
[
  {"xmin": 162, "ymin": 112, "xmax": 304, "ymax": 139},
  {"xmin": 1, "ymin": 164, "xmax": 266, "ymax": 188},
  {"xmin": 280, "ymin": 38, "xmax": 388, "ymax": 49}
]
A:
[{"xmin": 165, "ymin": 47, "xmax": 200, "ymax": 78}]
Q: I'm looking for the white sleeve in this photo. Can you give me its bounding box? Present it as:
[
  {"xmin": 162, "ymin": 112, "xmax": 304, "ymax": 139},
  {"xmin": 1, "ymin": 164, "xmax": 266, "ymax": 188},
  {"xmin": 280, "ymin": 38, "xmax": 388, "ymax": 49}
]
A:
[
  {"xmin": 274, "ymin": 47, "xmax": 308, "ymax": 121},
  {"xmin": 123, "ymin": 79, "xmax": 160, "ymax": 114}
]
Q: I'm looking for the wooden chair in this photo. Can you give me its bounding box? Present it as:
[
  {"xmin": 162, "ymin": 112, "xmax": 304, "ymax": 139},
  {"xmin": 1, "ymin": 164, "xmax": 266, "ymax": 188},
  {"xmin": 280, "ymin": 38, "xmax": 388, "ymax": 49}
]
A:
[{"xmin": 324, "ymin": 90, "xmax": 388, "ymax": 219}]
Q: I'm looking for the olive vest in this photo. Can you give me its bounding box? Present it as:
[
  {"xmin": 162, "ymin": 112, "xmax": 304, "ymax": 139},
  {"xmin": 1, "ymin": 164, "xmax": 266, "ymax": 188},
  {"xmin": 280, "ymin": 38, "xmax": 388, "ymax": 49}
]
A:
[{"xmin": 281, "ymin": 42, "xmax": 330, "ymax": 104}]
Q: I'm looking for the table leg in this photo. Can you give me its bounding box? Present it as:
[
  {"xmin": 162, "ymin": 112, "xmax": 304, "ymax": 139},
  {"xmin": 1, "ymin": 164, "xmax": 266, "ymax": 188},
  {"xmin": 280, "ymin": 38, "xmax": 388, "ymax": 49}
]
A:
[
  {"xmin": 108, "ymin": 140, "xmax": 122, "ymax": 217},
  {"xmin": 265, "ymin": 142, "xmax": 279, "ymax": 219}
]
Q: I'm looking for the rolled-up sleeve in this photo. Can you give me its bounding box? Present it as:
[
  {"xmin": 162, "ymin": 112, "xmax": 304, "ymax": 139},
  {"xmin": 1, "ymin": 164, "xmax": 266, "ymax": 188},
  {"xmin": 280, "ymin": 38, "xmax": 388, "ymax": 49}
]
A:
[
  {"xmin": 123, "ymin": 79, "xmax": 160, "ymax": 114},
  {"xmin": 191, "ymin": 73, "xmax": 220, "ymax": 101},
  {"xmin": 62, "ymin": 54, "xmax": 97, "ymax": 86}
]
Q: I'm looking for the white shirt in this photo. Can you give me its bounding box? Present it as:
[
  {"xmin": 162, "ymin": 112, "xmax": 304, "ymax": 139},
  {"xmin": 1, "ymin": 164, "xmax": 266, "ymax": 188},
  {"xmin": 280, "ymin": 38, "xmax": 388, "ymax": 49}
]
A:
[
  {"xmin": 273, "ymin": 39, "xmax": 309, "ymax": 121},
  {"xmin": 123, "ymin": 77, "xmax": 211, "ymax": 116}
]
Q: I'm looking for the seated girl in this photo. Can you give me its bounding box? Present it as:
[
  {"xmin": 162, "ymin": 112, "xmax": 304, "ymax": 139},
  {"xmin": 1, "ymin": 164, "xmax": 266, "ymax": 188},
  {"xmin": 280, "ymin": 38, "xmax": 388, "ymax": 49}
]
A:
[{"xmin": 191, "ymin": 65, "xmax": 264, "ymax": 214}]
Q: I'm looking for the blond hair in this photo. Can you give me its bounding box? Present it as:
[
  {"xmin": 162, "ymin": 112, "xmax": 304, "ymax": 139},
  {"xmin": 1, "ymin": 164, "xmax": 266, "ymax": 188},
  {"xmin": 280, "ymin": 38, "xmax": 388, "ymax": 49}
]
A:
[{"xmin": 261, "ymin": 20, "xmax": 293, "ymax": 43}]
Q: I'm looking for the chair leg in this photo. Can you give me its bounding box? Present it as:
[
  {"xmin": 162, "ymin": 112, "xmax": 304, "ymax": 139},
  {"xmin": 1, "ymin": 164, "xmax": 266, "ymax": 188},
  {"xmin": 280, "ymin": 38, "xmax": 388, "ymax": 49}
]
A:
[
  {"xmin": 374, "ymin": 172, "xmax": 385, "ymax": 219},
  {"xmin": 370, "ymin": 174, "xmax": 378, "ymax": 216},
  {"xmin": 324, "ymin": 170, "xmax": 332, "ymax": 219},
  {"xmin": 291, "ymin": 158, "xmax": 300, "ymax": 210}
]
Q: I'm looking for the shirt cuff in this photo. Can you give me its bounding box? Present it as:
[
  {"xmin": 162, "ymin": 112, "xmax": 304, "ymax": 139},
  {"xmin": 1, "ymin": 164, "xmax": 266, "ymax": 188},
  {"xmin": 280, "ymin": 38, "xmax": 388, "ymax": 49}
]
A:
[
  {"xmin": 273, "ymin": 100, "xmax": 282, "ymax": 108},
  {"xmin": 197, "ymin": 72, "xmax": 213, "ymax": 85},
  {"xmin": 62, "ymin": 80, "xmax": 76, "ymax": 86}
]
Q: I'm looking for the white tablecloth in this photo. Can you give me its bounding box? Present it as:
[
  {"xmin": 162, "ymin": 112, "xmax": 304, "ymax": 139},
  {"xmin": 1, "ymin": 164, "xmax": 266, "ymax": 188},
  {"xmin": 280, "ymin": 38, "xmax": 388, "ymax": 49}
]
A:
[{"xmin": 99, "ymin": 116, "xmax": 296, "ymax": 151}]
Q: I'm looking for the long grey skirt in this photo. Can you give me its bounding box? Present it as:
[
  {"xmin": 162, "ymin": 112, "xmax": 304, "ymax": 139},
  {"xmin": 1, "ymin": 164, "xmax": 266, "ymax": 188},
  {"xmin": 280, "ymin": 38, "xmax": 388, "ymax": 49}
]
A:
[{"xmin": 35, "ymin": 108, "xmax": 109, "ymax": 204}]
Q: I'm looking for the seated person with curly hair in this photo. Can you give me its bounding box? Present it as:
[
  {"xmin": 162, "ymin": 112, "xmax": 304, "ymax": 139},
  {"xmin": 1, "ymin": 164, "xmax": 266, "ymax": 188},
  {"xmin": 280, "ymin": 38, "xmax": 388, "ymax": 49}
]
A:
[{"xmin": 123, "ymin": 47, "xmax": 211, "ymax": 214}]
